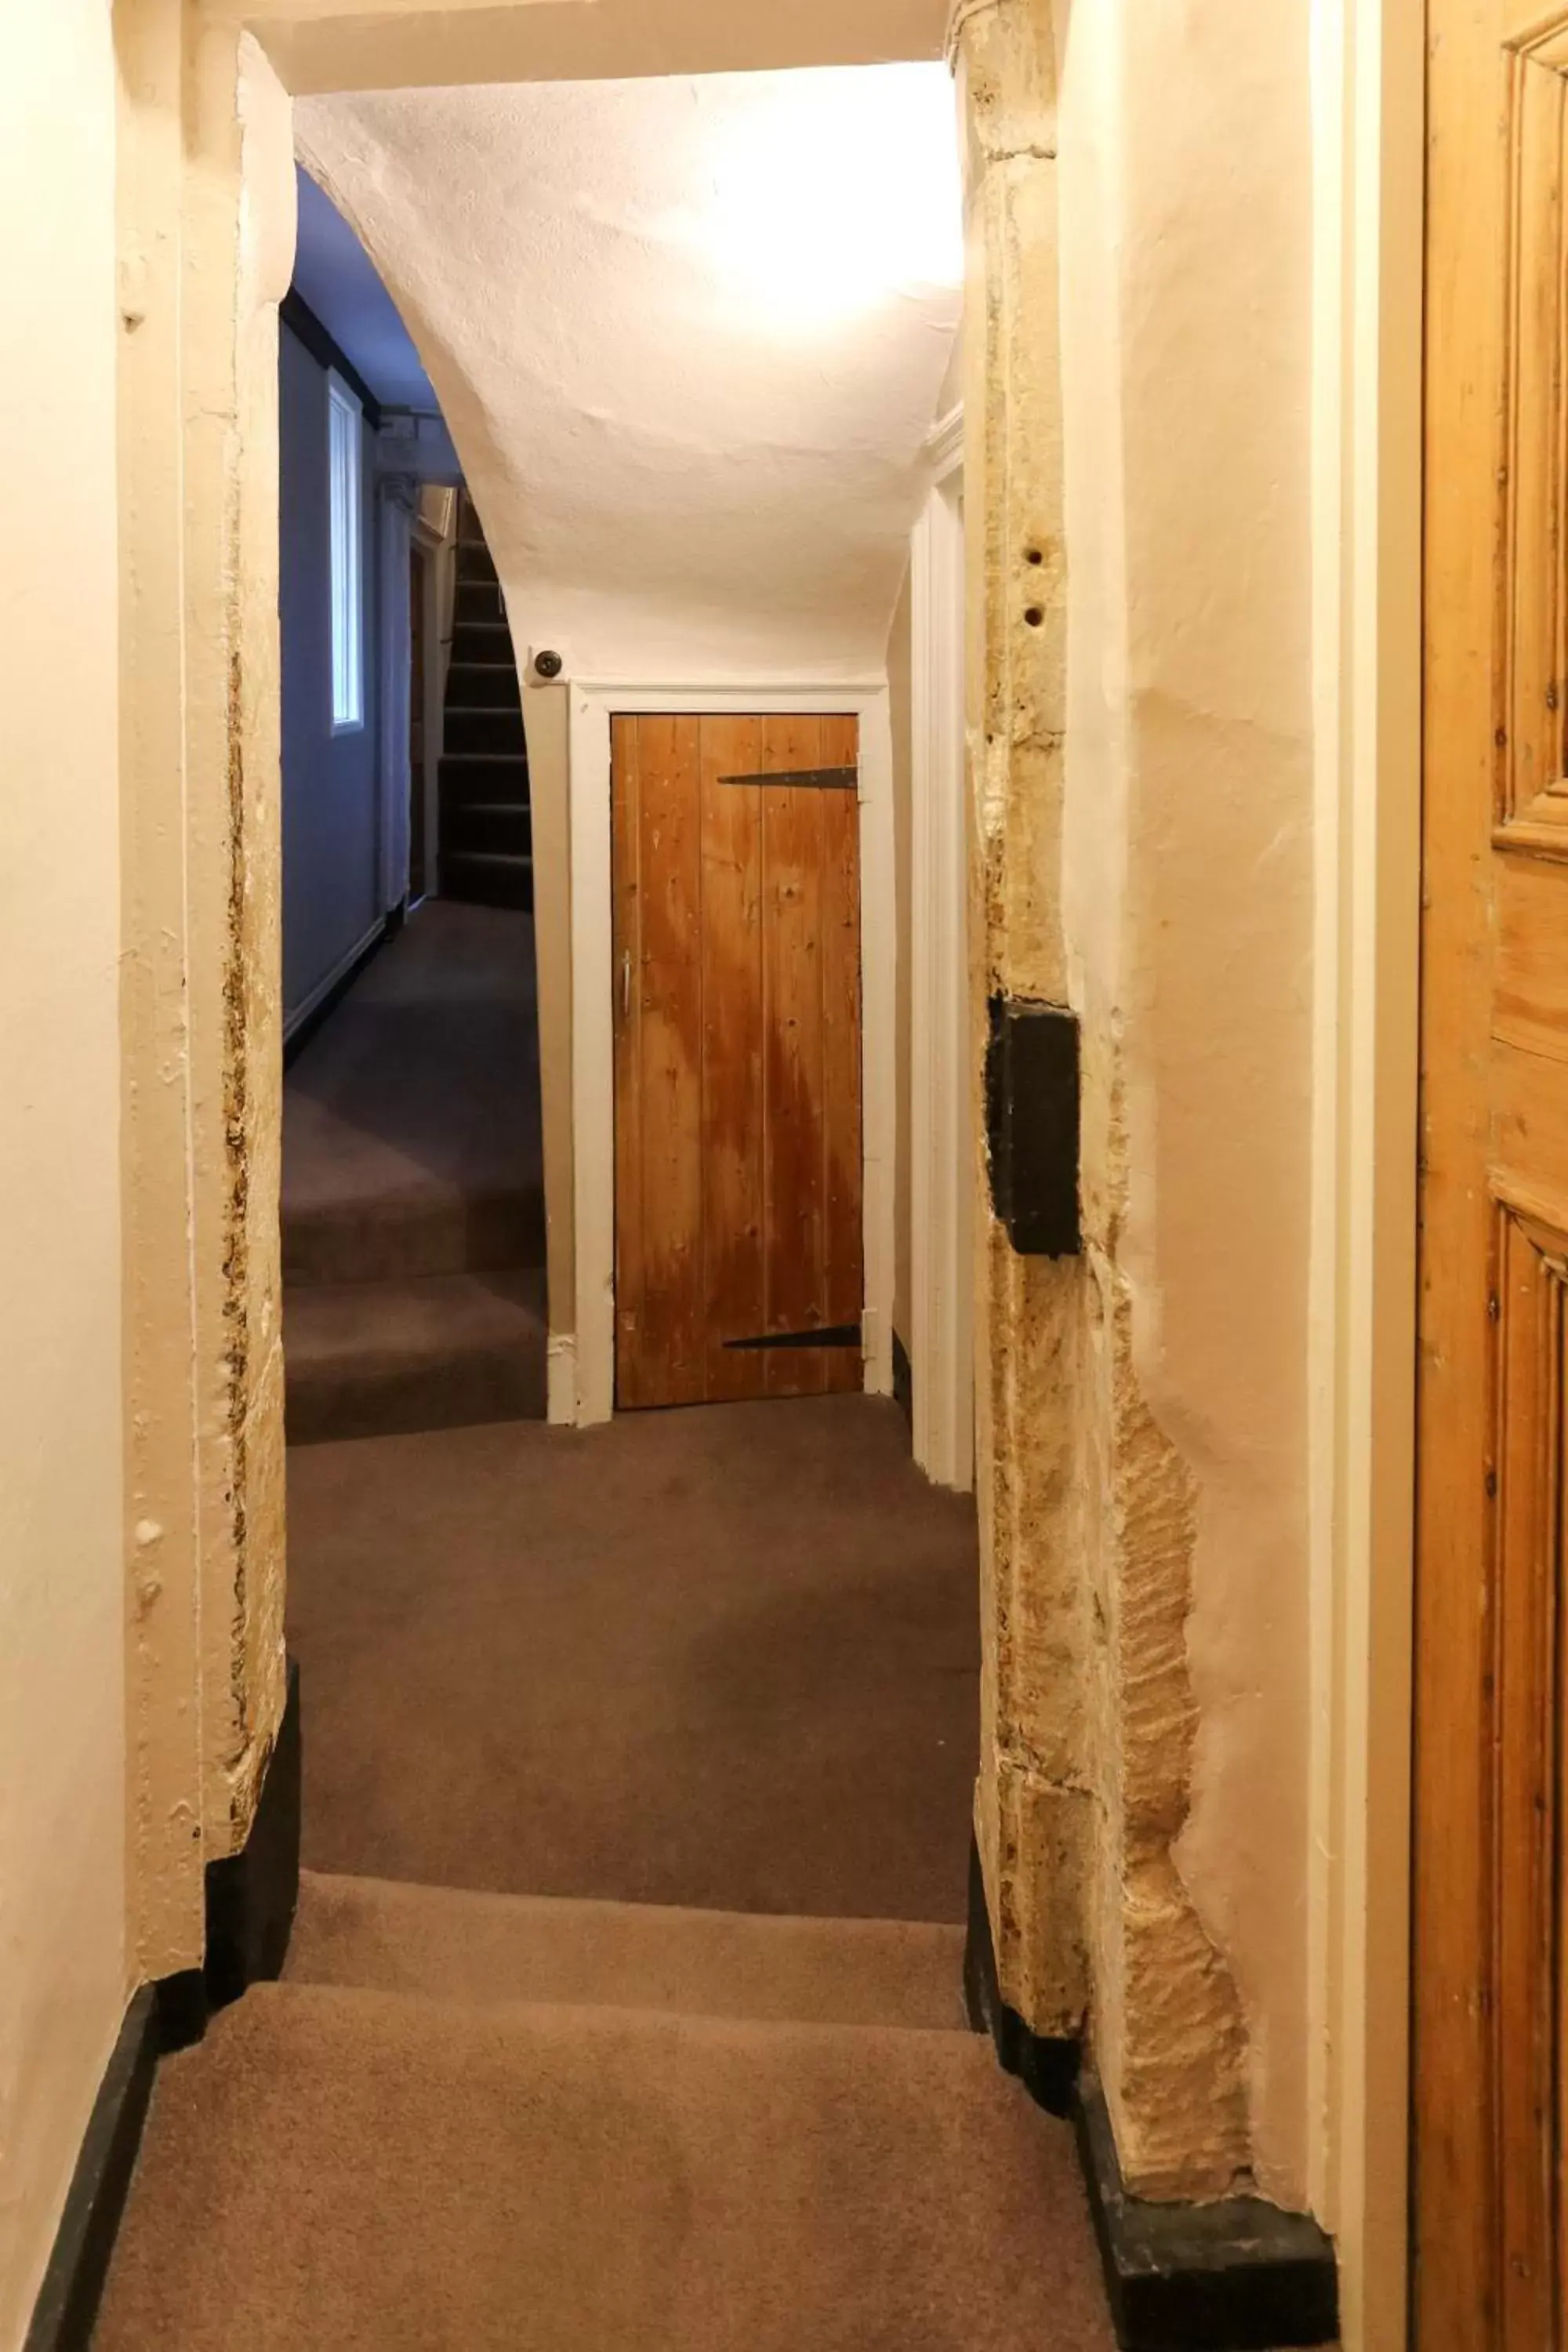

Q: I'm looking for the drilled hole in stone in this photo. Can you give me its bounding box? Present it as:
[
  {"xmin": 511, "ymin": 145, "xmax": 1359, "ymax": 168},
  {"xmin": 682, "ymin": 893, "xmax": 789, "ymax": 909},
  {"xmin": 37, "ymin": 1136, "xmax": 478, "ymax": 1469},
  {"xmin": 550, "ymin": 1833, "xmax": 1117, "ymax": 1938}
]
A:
[{"xmin": 1024, "ymin": 606, "xmax": 1044, "ymax": 627}]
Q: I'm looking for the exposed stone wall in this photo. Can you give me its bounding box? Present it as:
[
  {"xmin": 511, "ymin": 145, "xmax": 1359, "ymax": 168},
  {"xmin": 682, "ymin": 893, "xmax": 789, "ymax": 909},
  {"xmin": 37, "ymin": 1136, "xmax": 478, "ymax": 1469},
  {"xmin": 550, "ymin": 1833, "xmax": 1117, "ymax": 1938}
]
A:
[
  {"xmin": 953, "ymin": 0, "xmax": 1264, "ymax": 2204},
  {"xmin": 953, "ymin": 0, "xmax": 1094, "ymax": 2046}
]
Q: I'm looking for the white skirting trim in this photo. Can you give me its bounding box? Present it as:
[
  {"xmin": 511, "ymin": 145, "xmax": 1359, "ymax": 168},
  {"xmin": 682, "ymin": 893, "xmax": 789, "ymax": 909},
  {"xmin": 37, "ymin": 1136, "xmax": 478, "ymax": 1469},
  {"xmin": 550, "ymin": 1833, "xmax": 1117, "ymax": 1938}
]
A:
[{"xmin": 546, "ymin": 1332, "xmax": 579, "ymax": 1427}]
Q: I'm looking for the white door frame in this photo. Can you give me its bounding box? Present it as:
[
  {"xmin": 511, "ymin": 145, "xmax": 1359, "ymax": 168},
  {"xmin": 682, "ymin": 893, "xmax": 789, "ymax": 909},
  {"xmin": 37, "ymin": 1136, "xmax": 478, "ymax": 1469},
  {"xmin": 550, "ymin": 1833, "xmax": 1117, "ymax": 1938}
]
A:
[
  {"xmin": 409, "ymin": 495, "xmax": 452, "ymax": 904},
  {"xmin": 565, "ymin": 680, "xmax": 896, "ymax": 1427},
  {"xmin": 373, "ymin": 470, "xmax": 419, "ymax": 916},
  {"xmin": 909, "ymin": 408, "xmax": 972, "ymax": 1490},
  {"xmin": 1305, "ymin": 1, "xmax": 1422, "ymax": 2341}
]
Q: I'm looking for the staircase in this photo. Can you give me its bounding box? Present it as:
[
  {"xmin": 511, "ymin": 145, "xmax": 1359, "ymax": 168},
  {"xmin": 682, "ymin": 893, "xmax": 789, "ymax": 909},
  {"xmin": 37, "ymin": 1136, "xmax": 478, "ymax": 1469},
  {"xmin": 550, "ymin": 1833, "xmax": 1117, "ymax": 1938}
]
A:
[
  {"xmin": 439, "ymin": 493, "xmax": 533, "ymax": 911},
  {"xmin": 282, "ymin": 901, "xmax": 546, "ymax": 1444},
  {"xmin": 96, "ymin": 1875, "xmax": 1114, "ymax": 2350}
]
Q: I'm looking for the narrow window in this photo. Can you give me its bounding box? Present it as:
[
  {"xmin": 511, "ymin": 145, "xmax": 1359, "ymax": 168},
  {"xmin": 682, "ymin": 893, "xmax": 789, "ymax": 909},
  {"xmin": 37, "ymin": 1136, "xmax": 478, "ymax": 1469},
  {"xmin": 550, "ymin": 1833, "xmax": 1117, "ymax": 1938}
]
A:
[{"xmin": 327, "ymin": 373, "xmax": 363, "ymax": 731}]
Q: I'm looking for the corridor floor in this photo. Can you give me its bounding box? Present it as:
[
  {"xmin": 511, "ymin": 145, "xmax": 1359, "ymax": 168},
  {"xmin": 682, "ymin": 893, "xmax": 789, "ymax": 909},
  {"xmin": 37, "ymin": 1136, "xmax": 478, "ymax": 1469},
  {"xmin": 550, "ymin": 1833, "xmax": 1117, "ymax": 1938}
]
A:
[{"xmin": 287, "ymin": 1392, "xmax": 978, "ymax": 1921}]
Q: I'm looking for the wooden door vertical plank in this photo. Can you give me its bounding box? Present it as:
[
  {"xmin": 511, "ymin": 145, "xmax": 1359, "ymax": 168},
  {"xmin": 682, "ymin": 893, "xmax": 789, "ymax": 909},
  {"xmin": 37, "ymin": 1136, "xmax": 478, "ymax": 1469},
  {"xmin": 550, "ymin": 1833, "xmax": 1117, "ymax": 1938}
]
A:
[
  {"xmin": 636, "ymin": 713, "xmax": 706, "ymax": 1406},
  {"xmin": 1417, "ymin": 0, "xmax": 1512, "ymax": 2337},
  {"xmin": 760, "ymin": 714, "xmax": 829, "ymax": 1397},
  {"xmin": 699, "ymin": 715, "xmax": 767, "ymax": 1401},
  {"xmin": 612, "ymin": 714, "xmax": 647, "ymax": 1407},
  {"xmin": 1491, "ymin": 1211, "xmax": 1563, "ymax": 2350},
  {"xmin": 1557, "ymin": 1301, "xmax": 1568, "ymax": 2343},
  {"xmin": 818, "ymin": 714, "xmax": 864, "ymax": 1396}
]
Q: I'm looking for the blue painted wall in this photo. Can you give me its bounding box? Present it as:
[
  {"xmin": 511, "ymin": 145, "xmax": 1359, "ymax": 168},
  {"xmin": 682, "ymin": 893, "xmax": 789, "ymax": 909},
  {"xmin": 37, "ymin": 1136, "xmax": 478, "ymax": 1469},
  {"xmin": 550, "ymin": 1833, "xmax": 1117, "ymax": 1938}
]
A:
[{"xmin": 279, "ymin": 318, "xmax": 383, "ymax": 1029}]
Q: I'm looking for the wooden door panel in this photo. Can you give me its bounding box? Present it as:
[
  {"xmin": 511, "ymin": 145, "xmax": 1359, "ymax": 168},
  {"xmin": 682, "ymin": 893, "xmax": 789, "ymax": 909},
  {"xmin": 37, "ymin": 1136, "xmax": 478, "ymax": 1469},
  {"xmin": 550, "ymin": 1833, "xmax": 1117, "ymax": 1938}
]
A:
[
  {"xmin": 630, "ymin": 715, "xmax": 705, "ymax": 1406},
  {"xmin": 1491, "ymin": 1207, "xmax": 1566, "ymax": 2348},
  {"xmin": 760, "ymin": 716, "xmax": 830, "ymax": 1399},
  {"xmin": 698, "ymin": 716, "xmax": 766, "ymax": 1404},
  {"xmin": 818, "ymin": 714, "xmax": 865, "ymax": 1398},
  {"xmin": 1420, "ymin": 4, "xmax": 1568, "ymax": 2342},
  {"xmin": 612, "ymin": 713, "xmax": 863, "ymax": 1409}
]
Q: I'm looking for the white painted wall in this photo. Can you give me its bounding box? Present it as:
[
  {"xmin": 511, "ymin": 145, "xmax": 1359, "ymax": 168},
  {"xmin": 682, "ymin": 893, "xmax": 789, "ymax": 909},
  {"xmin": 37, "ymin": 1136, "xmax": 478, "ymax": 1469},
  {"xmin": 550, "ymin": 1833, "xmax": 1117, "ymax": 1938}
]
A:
[
  {"xmin": 1057, "ymin": 0, "xmax": 1317, "ymax": 2208},
  {"xmin": 0, "ymin": 4, "xmax": 127, "ymax": 2340},
  {"xmin": 296, "ymin": 67, "xmax": 962, "ymax": 683}
]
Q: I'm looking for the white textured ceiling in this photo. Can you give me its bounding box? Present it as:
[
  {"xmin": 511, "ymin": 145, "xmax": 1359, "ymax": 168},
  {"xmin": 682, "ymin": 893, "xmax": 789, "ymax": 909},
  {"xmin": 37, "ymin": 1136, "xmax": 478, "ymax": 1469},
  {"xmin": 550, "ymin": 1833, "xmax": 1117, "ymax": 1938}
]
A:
[{"xmin": 296, "ymin": 67, "xmax": 961, "ymax": 679}]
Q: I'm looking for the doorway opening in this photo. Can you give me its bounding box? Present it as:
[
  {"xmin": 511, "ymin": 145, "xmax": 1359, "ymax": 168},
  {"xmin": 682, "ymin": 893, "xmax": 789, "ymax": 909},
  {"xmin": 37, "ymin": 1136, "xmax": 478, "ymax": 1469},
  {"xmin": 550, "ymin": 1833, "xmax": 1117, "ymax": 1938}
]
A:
[
  {"xmin": 278, "ymin": 169, "xmax": 547, "ymax": 1448},
  {"xmin": 277, "ymin": 66, "xmax": 978, "ymax": 1918}
]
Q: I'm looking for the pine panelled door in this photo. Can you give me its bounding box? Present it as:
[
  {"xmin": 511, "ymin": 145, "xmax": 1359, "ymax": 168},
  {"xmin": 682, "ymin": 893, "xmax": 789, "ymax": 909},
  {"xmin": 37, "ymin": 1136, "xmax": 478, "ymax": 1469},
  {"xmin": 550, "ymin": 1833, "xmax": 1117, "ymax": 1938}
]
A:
[
  {"xmin": 1418, "ymin": 5, "xmax": 1568, "ymax": 2343},
  {"xmin": 611, "ymin": 713, "xmax": 863, "ymax": 1409}
]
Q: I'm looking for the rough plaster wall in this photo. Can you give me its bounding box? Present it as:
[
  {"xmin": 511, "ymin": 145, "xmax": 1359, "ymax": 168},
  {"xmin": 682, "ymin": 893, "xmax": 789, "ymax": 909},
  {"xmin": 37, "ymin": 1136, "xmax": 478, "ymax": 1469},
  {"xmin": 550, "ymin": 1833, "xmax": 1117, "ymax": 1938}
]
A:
[
  {"xmin": 294, "ymin": 70, "xmax": 962, "ymax": 682},
  {"xmin": 963, "ymin": 0, "xmax": 1316, "ymax": 2209},
  {"xmin": 1091, "ymin": 0, "xmax": 1316, "ymax": 2207},
  {"xmin": 1, "ymin": 3, "xmax": 127, "ymax": 2339},
  {"xmin": 182, "ymin": 24, "xmax": 296, "ymax": 1853}
]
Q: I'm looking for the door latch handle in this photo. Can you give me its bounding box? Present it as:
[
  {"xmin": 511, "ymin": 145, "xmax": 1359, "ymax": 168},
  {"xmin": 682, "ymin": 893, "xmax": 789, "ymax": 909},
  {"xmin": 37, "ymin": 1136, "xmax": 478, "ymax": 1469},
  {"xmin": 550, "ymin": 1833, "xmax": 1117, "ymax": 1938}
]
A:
[{"xmin": 621, "ymin": 949, "xmax": 633, "ymax": 1022}]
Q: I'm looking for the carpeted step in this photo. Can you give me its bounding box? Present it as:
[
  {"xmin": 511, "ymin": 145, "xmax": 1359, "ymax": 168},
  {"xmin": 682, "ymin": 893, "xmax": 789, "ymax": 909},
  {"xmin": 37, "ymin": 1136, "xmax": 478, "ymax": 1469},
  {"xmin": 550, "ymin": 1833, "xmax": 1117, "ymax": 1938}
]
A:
[
  {"xmin": 444, "ymin": 848, "xmax": 534, "ymax": 910},
  {"xmin": 454, "ymin": 577, "xmax": 505, "ymax": 626},
  {"xmin": 284, "ymin": 1174, "xmax": 543, "ymax": 1286},
  {"xmin": 441, "ymin": 801, "xmax": 532, "ymax": 861},
  {"xmin": 456, "ymin": 537, "xmax": 498, "ymax": 585},
  {"xmin": 288, "ymin": 1870, "xmax": 967, "ymax": 2031},
  {"xmin": 285, "ymin": 1268, "xmax": 546, "ymax": 1444},
  {"xmin": 446, "ymin": 659, "xmax": 522, "ymax": 710},
  {"xmin": 439, "ymin": 749, "xmax": 530, "ymax": 806},
  {"xmin": 98, "ymin": 1981, "xmax": 1112, "ymax": 2352},
  {"xmin": 445, "ymin": 705, "xmax": 526, "ymax": 756}
]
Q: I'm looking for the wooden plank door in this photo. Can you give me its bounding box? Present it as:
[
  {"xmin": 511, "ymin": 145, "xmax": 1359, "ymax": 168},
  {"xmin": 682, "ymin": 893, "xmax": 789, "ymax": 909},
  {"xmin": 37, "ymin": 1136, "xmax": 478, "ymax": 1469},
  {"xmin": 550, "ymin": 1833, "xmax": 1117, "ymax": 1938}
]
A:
[
  {"xmin": 612, "ymin": 713, "xmax": 862, "ymax": 1409},
  {"xmin": 1418, "ymin": 7, "xmax": 1568, "ymax": 2342}
]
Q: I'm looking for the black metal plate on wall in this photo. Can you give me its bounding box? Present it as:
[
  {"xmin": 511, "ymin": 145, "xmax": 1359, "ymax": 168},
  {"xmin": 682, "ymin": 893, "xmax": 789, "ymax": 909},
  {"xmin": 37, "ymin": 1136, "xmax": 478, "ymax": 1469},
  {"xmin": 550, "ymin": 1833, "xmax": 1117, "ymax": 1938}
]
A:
[{"xmin": 984, "ymin": 996, "xmax": 1081, "ymax": 1258}]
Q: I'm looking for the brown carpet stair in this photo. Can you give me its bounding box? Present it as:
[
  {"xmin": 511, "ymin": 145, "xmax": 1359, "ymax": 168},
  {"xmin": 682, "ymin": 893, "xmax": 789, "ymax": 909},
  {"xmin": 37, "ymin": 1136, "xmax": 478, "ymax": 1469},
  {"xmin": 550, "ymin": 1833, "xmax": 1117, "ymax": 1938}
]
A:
[
  {"xmin": 440, "ymin": 496, "xmax": 532, "ymax": 911},
  {"xmin": 285, "ymin": 1869, "xmax": 967, "ymax": 2029},
  {"xmin": 98, "ymin": 1878, "xmax": 1114, "ymax": 2352},
  {"xmin": 283, "ymin": 901, "xmax": 546, "ymax": 1443},
  {"xmin": 284, "ymin": 1270, "xmax": 546, "ymax": 1445}
]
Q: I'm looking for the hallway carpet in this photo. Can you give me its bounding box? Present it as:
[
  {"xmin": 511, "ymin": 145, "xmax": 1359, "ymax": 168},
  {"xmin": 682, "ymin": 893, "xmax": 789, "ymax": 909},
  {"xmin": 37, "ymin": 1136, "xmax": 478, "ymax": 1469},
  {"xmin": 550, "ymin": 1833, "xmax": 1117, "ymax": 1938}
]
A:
[
  {"xmin": 287, "ymin": 1393, "xmax": 979, "ymax": 1922},
  {"xmin": 98, "ymin": 1882, "xmax": 1115, "ymax": 2352},
  {"xmin": 283, "ymin": 900, "xmax": 546, "ymax": 1442},
  {"xmin": 96, "ymin": 1399, "xmax": 1123, "ymax": 2347}
]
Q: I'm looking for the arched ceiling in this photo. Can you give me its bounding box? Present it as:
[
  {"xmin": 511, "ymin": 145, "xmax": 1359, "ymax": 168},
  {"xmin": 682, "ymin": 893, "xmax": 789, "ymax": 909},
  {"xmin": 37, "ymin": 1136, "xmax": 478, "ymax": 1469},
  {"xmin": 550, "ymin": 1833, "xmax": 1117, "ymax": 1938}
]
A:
[{"xmin": 296, "ymin": 65, "xmax": 961, "ymax": 679}]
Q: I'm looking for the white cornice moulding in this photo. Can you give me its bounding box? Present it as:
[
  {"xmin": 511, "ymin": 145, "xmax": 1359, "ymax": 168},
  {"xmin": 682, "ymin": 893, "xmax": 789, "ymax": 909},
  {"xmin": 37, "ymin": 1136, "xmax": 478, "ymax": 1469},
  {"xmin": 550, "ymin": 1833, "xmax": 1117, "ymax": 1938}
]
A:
[{"xmin": 923, "ymin": 404, "xmax": 964, "ymax": 475}]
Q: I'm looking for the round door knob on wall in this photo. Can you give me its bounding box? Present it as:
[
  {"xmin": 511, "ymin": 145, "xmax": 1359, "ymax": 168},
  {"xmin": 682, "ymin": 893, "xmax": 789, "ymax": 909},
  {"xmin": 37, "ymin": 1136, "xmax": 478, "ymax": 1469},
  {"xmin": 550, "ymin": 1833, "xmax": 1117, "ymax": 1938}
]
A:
[{"xmin": 532, "ymin": 649, "xmax": 564, "ymax": 680}]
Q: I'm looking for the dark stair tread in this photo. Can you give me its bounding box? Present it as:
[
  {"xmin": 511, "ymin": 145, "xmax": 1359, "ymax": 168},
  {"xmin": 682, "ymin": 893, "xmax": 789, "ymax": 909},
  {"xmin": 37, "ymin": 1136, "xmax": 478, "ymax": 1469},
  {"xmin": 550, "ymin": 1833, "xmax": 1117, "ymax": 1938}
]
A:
[
  {"xmin": 441, "ymin": 499, "xmax": 527, "ymax": 913},
  {"xmin": 284, "ymin": 1267, "xmax": 546, "ymax": 1443}
]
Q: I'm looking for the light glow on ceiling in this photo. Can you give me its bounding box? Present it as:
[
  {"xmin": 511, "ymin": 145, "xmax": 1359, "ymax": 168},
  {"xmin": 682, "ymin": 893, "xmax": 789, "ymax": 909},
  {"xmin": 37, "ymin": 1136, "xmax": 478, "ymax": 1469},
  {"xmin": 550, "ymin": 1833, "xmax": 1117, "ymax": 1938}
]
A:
[{"xmin": 671, "ymin": 65, "xmax": 963, "ymax": 330}]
